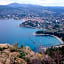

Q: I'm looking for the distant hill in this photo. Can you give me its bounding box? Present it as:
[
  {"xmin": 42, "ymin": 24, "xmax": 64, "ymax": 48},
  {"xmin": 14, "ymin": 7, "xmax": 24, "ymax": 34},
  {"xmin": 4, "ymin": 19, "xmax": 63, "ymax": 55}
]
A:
[
  {"xmin": 8, "ymin": 3, "xmax": 43, "ymax": 7},
  {"xmin": 8, "ymin": 3, "xmax": 22, "ymax": 7},
  {"xmin": 7, "ymin": 3, "xmax": 30, "ymax": 7},
  {"xmin": 0, "ymin": 3, "xmax": 64, "ymax": 17}
]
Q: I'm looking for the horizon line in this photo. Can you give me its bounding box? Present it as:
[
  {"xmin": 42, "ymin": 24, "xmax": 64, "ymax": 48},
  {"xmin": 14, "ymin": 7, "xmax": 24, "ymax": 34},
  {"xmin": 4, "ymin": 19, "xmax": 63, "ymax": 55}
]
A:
[{"xmin": 0, "ymin": 2, "xmax": 64, "ymax": 7}]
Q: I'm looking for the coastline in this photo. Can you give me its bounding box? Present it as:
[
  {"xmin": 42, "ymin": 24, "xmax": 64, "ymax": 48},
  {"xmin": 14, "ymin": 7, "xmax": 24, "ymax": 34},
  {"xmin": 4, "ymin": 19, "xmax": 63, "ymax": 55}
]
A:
[
  {"xmin": 19, "ymin": 25, "xmax": 39, "ymax": 29},
  {"xmin": 33, "ymin": 32, "xmax": 64, "ymax": 44},
  {"xmin": 51, "ymin": 35, "xmax": 64, "ymax": 44},
  {"xmin": 33, "ymin": 32, "xmax": 50, "ymax": 36},
  {"xmin": 20, "ymin": 23, "xmax": 64, "ymax": 47}
]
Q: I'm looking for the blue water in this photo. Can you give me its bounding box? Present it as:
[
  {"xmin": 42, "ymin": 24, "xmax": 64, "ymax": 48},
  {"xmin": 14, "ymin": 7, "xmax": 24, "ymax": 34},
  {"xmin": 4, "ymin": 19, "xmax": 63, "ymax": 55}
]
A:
[{"xmin": 0, "ymin": 19, "xmax": 61, "ymax": 50}]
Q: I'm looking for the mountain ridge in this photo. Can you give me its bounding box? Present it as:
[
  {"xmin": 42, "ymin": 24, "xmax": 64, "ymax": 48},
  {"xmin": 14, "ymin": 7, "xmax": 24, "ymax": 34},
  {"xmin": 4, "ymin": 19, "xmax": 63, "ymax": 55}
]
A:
[{"xmin": 0, "ymin": 3, "xmax": 64, "ymax": 19}]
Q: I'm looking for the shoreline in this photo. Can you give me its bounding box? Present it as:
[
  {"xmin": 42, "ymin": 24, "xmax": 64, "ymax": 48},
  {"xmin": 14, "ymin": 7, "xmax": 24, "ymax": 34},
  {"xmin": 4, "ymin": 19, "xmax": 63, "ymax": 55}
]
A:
[
  {"xmin": 51, "ymin": 35, "xmax": 64, "ymax": 44},
  {"xmin": 33, "ymin": 32, "xmax": 64, "ymax": 44}
]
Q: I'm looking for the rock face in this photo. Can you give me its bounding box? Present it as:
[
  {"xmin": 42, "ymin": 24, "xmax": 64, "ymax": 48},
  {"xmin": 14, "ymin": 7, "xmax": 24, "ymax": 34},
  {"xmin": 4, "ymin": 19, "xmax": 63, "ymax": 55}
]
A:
[
  {"xmin": 0, "ymin": 44, "xmax": 27, "ymax": 64},
  {"xmin": 0, "ymin": 44, "xmax": 10, "ymax": 49}
]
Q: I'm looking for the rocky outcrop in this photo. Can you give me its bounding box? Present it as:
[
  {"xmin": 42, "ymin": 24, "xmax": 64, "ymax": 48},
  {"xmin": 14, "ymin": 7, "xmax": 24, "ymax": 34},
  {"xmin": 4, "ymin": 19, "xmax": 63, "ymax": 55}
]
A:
[
  {"xmin": 0, "ymin": 44, "xmax": 10, "ymax": 49},
  {"xmin": 0, "ymin": 44, "xmax": 54, "ymax": 64},
  {"xmin": 0, "ymin": 44, "xmax": 26, "ymax": 64}
]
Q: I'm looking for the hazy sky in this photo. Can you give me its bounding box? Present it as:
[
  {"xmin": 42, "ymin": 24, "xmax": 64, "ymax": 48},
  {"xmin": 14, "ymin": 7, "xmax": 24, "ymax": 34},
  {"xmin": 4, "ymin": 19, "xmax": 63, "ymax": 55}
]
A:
[{"xmin": 0, "ymin": 0, "xmax": 64, "ymax": 6}]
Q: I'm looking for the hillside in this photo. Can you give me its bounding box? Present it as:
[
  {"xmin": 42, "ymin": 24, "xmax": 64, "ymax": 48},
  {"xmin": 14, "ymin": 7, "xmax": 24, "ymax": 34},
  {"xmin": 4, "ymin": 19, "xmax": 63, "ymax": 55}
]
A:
[
  {"xmin": 0, "ymin": 43, "xmax": 64, "ymax": 64},
  {"xmin": 0, "ymin": 3, "xmax": 64, "ymax": 18}
]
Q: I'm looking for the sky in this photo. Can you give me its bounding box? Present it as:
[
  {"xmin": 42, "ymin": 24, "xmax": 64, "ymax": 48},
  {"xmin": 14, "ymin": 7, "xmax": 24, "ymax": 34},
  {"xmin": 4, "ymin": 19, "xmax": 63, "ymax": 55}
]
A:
[{"xmin": 0, "ymin": 0, "xmax": 64, "ymax": 6}]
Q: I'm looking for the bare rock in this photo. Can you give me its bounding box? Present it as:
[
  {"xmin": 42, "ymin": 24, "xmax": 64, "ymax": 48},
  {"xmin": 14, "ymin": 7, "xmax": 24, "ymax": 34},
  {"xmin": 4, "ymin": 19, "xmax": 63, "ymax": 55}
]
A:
[
  {"xmin": 5, "ymin": 58, "xmax": 11, "ymax": 64},
  {"xmin": 0, "ymin": 44, "xmax": 10, "ymax": 49},
  {"xmin": 15, "ymin": 58, "xmax": 27, "ymax": 64}
]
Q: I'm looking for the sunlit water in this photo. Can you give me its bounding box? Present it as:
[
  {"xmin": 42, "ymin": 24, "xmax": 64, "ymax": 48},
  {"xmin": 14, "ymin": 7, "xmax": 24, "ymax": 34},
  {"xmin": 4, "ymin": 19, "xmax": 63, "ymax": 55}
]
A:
[{"xmin": 0, "ymin": 19, "xmax": 61, "ymax": 51}]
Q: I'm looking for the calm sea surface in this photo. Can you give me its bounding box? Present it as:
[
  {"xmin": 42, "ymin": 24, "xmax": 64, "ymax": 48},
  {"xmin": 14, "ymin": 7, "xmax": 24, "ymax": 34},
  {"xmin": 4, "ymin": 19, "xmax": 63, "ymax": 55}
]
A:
[{"xmin": 0, "ymin": 19, "xmax": 61, "ymax": 51}]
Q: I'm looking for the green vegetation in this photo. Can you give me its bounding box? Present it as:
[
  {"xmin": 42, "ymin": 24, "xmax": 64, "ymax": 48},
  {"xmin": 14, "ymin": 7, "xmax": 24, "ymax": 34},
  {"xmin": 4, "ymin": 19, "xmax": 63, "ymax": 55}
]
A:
[
  {"xmin": 46, "ymin": 46, "xmax": 64, "ymax": 64},
  {"xmin": 20, "ymin": 44, "xmax": 24, "ymax": 48},
  {"xmin": 9, "ymin": 46, "xmax": 18, "ymax": 52},
  {"xmin": 46, "ymin": 47, "xmax": 54, "ymax": 58},
  {"xmin": 10, "ymin": 42, "xmax": 18, "ymax": 52},
  {"xmin": 19, "ymin": 52, "xmax": 25, "ymax": 59},
  {"xmin": 0, "ymin": 43, "xmax": 64, "ymax": 64},
  {"xmin": 0, "ymin": 47, "xmax": 4, "ymax": 51},
  {"xmin": 0, "ymin": 47, "xmax": 7, "ymax": 51}
]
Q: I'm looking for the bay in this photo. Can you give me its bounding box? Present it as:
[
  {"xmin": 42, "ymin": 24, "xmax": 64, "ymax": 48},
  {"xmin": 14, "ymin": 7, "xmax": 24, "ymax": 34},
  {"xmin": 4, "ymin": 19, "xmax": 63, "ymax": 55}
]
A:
[{"xmin": 0, "ymin": 19, "xmax": 61, "ymax": 51}]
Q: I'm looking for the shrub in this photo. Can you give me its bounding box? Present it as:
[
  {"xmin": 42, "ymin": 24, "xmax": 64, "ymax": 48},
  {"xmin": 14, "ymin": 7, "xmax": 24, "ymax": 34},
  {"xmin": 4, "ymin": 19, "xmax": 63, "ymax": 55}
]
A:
[
  {"xmin": 13, "ymin": 42, "xmax": 18, "ymax": 48},
  {"xmin": 20, "ymin": 44, "xmax": 24, "ymax": 48},
  {"xmin": 0, "ymin": 47, "xmax": 8, "ymax": 51},
  {"xmin": 19, "ymin": 52, "xmax": 25, "ymax": 59},
  {"xmin": 10, "ymin": 47, "xmax": 18, "ymax": 52},
  {"xmin": 25, "ymin": 58, "xmax": 30, "ymax": 63},
  {"xmin": 0, "ymin": 47, "xmax": 3, "ymax": 51}
]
